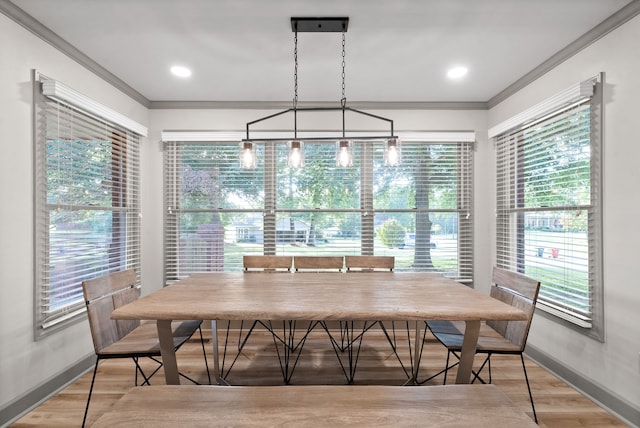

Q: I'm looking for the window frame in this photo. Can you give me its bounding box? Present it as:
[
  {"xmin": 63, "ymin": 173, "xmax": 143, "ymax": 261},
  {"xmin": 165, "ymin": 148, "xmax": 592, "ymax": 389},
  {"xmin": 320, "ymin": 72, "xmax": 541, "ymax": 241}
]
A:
[
  {"xmin": 493, "ymin": 76, "xmax": 604, "ymax": 340},
  {"xmin": 163, "ymin": 132, "xmax": 474, "ymax": 283},
  {"xmin": 34, "ymin": 76, "xmax": 144, "ymax": 338}
]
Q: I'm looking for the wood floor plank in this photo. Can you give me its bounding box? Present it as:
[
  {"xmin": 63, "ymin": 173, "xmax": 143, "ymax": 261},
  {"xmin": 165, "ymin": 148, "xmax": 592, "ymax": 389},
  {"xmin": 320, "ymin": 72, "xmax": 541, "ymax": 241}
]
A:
[{"xmin": 11, "ymin": 328, "xmax": 627, "ymax": 427}]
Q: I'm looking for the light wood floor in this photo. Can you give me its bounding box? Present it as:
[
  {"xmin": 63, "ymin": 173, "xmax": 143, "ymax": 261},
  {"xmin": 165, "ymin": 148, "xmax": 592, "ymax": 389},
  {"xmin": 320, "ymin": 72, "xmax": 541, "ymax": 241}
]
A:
[{"xmin": 12, "ymin": 326, "xmax": 627, "ymax": 427}]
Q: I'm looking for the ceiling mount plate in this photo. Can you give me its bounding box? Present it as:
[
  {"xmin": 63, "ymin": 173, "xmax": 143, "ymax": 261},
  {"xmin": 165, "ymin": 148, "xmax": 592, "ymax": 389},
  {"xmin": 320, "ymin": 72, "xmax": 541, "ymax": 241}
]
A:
[{"xmin": 291, "ymin": 17, "xmax": 349, "ymax": 33}]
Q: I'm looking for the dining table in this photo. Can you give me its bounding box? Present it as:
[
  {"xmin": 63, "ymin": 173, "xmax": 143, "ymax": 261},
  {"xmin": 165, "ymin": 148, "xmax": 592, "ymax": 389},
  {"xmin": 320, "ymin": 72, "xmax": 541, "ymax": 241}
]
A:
[{"xmin": 111, "ymin": 272, "xmax": 527, "ymax": 385}]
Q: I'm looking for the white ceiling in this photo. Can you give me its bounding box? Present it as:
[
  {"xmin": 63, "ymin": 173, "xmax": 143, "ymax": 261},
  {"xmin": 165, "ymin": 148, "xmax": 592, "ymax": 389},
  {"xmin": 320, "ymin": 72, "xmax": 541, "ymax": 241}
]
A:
[{"xmin": 7, "ymin": 0, "xmax": 635, "ymax": 104}]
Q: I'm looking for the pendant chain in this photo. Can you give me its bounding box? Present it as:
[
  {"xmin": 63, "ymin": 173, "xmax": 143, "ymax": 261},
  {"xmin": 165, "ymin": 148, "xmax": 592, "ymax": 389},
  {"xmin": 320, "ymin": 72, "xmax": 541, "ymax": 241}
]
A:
[
  {"xmin": 293, "ymin": 30, "xmax": 298, "ymax": 109},
  {"xmin": 341, "ymin": 30, "xmax": 347, "ymax": 108}
]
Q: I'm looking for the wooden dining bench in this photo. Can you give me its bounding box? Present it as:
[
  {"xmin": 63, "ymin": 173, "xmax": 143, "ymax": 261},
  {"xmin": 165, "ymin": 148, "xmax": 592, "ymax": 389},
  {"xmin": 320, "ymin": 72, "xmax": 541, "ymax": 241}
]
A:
[{"xmin": 91, "ymin": 384, "xmax": 537, "ymax": 427}]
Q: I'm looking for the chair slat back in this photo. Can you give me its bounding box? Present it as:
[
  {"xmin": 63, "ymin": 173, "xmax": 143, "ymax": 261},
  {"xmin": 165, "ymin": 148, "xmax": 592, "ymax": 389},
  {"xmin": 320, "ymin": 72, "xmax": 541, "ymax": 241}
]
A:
[
  {"xmin": 294, "ymin": 256, "xmax": 344, "ymax": 272},
  {"xmin": 345, "ymin": 255, "xmax": 394, "ymax": 272},
  {"xmin": 82, "ymin": 269, "xmax": 140, "ymax": 354},
  {"xmin": 243, "ymin": 255, "xmax": 292, "ymax": 272},
  {"xmin": 487, "ymin": 267, "xmax": 540, "ymax": 351},
  {"xmin": 492, "ymin": 266, "xmax": 540, "ymax": 301}
]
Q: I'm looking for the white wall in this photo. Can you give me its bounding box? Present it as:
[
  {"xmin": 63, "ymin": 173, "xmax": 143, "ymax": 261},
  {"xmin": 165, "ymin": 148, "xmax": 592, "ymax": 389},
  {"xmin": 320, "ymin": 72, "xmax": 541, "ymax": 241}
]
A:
[
  {"xmin": 0, "ymin": 13, "xmax": 148, "ymax": 410},
  {"xmin": 488, "ymin": 14, "xmax": 640, "ymax": 413}
]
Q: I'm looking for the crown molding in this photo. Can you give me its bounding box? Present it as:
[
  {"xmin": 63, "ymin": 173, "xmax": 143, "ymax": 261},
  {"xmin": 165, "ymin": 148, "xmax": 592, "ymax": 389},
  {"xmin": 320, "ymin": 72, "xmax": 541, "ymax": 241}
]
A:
[
  {"xmin": 0, "ymin": 0, "xmax": 150, "ymax": 108},
  {"xmin": 488, "ymin": 0, "xmax": 640, "ymax": 109}
]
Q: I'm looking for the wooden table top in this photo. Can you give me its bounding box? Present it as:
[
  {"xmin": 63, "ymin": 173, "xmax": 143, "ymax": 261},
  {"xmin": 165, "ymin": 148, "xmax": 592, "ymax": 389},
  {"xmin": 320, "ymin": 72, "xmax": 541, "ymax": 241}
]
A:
[
  {"xmin": 112, "ymin": 272, "xmax": 527, "ymax": 322},
  {"xmin": 91, "ymin": 384, "xmax": 537, "ymax": 427}
]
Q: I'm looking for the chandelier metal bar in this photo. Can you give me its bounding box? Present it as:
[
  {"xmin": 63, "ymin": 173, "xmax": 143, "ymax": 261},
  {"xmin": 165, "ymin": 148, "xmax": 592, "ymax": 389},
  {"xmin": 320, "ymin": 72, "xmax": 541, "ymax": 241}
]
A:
[
  {"xmin": 244, "ymin": 107, "xmax": 395, "ymax": 142},
  {"xmin": 291, "ymin": 17, "xmax": 349, "ymax": 33},
  {"xmin": 342, "ymin": 108, "xmax": 346, "ymax": 138},
  {"xmin": 245, "ymin": 109, "xmax": 292, "ymax": 140},
  {"xmin": 347, "ymin": 107, "xmax": 395, "ymax": 136},
  {"xmin": 242, "ymin": 135, "xmax": 398, "ymax": 143}
]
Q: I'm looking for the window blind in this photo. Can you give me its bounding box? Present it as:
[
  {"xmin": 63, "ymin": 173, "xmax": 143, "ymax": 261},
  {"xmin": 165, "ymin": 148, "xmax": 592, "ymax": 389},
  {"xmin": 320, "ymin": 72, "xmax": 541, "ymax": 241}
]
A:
[
  {"xmin": 35, "ymin": 86, "xmax": 141, "ymax": 337},
  {"xmin": 495, "ymin": 90, "xmax": 602, "ymax": 329},
  {"xmin": 164, "ymin": 137, "xmax": 473, "ymax": 281},
  {"xmin": 164, "ymin": 141, "xmax": 264, "ymax": 277},
  {"xmin": 371, "ymin": 142, "xmax": 473, "ymax": 279}
]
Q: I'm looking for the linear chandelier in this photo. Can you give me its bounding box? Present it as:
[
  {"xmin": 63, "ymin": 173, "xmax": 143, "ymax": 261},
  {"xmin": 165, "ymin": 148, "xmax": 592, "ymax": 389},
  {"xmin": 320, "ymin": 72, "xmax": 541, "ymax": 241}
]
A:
[{"xmin": 241, "ymin": 17, "xmax": 399, "ymax": 169}]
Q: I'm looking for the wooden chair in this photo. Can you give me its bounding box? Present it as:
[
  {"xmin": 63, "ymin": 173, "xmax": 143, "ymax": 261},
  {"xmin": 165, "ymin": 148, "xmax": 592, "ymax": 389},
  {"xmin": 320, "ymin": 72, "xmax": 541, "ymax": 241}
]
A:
[
  {"xmin": 265, "ymin": 256, "xmax": 344, "ymax": 382},
  {"xmin": 292, "ymin": 255, "xmax": 343, "ymax": 335},
  {"xmin": 82, "ymin": 269, "xmax": 210, "ymax": 427},
  {"xmin": 243, "ymin": 255, "xmax": 293, "ymax": 272},
  {"xmin": 215, "ymin": 255, "xmax": 293, "ymax": 379},
  {"xmin": 345, "ymin": 255, "xmax": 394, "ymax": 272},
  {"xmin": 343, "ymin": 256, "xmax": 406, "ymax": 375},
  {"xmin": 425, "ymin": 267, "xmax": 541, "ymax": 423},
  {"xmin": 294, "ymin": 255, "xmax": 344, "ymax": 272},
  {"xmin": 344, "ymin": 256, "xmax": 395, "ymax": 343}
]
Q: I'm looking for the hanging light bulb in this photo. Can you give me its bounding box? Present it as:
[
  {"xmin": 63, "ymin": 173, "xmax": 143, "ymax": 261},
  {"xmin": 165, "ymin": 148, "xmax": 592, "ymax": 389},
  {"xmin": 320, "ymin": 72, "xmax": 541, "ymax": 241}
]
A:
[
  {"xmin": 287, "ymin": 140, "xmax": 304, "ymax": 168},
  {"xmin": 384, "ymin": 138, "xmax": 401, "ymax": 166},
  {"xmin": 240, "ymin": 141, "xmax": 256, "ymax": 169},
  {"xmin": 336, "ymin": 140, "xmax": 353, "ymax": 167}
]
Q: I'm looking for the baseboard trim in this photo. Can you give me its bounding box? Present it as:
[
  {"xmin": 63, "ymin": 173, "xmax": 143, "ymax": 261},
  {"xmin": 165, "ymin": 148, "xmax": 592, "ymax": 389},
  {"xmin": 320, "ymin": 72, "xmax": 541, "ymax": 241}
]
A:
[
  {"xmin": 0, "ymin": 353, "xmax": 95, "ymax": 427},
  {"xmin": 525, "ymin": 344, "xmax": 640, "ymax": 427}
]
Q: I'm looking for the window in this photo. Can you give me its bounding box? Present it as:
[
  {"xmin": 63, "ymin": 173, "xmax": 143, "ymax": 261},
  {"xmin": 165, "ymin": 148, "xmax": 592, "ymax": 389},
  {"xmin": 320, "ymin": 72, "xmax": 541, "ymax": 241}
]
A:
[
  {"xmin": 164, "ymin": 134, "xmax": 473, "ymax": 282},
  {"xmin": 35, "ymin": 77, "xmax": 144, "ymax": 337},
  {"xmin": 493, "ymin": 77, "xmax": 603, "ymax": 339}
]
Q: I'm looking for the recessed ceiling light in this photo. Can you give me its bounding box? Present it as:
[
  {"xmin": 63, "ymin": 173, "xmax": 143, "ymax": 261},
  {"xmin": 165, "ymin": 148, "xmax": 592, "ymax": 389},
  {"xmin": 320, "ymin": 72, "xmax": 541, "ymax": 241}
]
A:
[
  {"xmin": 447, "ymin": 66, "xmax": 468, "ymax": 80},
  {"xmin": 170, "ymin": 65, "xmax": 192, "ymax": 78}
]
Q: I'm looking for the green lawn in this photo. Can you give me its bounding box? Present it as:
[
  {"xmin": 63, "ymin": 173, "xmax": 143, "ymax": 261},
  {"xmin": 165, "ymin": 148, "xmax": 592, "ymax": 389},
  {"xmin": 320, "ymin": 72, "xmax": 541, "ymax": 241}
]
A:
[{"xmin": 222, "ymin": 238, "xmax": 457, "ymax": 272}]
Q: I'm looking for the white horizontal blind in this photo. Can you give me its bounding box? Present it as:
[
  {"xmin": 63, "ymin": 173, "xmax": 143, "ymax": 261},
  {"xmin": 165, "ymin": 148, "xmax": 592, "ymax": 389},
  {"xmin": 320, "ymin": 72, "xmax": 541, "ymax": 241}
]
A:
[
  {"xmin": 495, "ymin": 100, "xmax": 599, "ymax": 327},
  {"xmin": 371, "ymin": 142, "xmax": 474, "ymax": 279},
  {"xmin": 164, "ymin": 138, "xmax": 473, "ymax": 281},
  {"xmin": 275, "ymin": 141, "xmax": 366, "ymax": 257},
  {"xmin": 164, "ymin": 141, "xmax": 265, "ymax": 277},
  {"xmin": 36, "ymin": 92, "xmax": 141, "ymax": 336}
]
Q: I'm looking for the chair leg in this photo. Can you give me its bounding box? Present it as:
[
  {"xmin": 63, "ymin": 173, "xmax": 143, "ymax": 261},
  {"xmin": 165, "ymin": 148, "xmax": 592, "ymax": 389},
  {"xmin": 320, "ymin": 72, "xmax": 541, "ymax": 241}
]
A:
[
  {"xmin": 145, "ymin": 356, "xmax": 164, "ymax": 383},
  {"xmin": 133, "ymin": 356, "xmax": 155, "ymax": 386},
  {"xmin": 134, "ymin": 357, "xmax": 157, "ymax": 386},
  {"xmin": 471, "ymin": 354, "xmax": 491, "ymax": 384},
  {"xmin": 134, "ymin": 356, "xmax": 138, "ymax": 386},
  {"xmin": 82, "ymin": 358, "xmax": 100, "ymax": 428},
  {"xmin": 520, "ymin": 354, "xmax": 538, "ymax": 424},
  {"xmin": 132, "ymin": 356, "xmax": 151, "ymax": 386},
  {"xmin": 416, "ymin": 361, "xmax": 452, "ymax": 385},
  {"xmin": 488, "ymin": 354, "xmax": 492, "ymax": 383},
  {"xmin": 443, "ymin": 350, "xmax": 451, "ymax": 384}
]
